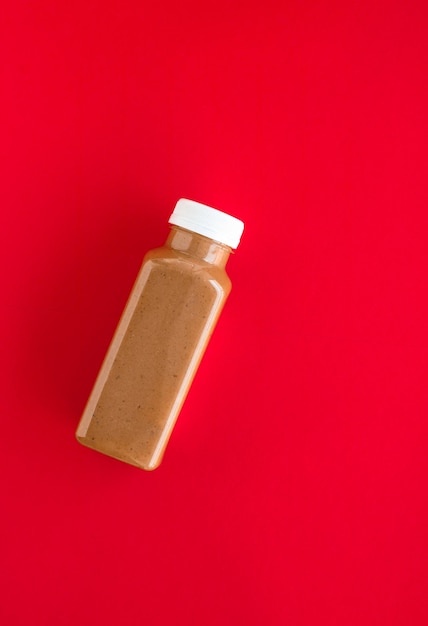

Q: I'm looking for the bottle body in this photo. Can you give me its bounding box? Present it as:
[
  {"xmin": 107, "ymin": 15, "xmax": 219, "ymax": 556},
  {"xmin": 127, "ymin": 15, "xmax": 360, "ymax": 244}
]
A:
[{"xmin": 76, "ymin": 226, "xmax": 232, "ymax": 470}]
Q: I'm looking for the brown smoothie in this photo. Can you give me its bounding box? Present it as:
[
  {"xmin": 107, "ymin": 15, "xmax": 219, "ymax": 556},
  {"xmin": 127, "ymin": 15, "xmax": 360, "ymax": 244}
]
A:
[{"xmin": 76, "ymin": 226, "xmax": 232, "ymax": 470}]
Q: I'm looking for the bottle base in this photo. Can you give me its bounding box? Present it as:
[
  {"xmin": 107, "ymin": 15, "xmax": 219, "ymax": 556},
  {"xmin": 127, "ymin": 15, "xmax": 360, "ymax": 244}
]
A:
[{"xmin": 75, "ymin": 433, "xmax": 161, "ymax": 471}]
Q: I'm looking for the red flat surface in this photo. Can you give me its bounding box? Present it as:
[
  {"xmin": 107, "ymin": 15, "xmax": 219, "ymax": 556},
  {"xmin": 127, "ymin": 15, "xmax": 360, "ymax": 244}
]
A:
[{"xmin": 1, "ymin": 1, "xmax": 428, "ymax": 624}]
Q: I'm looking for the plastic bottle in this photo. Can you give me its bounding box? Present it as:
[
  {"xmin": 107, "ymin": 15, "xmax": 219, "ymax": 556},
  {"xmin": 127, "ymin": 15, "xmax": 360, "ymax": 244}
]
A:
[{"xmin": 76, "ymin": 199, "xmax": 244, "ymax": 470}]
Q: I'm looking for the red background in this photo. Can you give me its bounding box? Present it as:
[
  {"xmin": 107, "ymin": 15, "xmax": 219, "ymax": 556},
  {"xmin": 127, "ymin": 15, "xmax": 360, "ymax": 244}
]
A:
[{"xmin": 1, "ymin": 1, "xmax": 428, "ymax": 624}]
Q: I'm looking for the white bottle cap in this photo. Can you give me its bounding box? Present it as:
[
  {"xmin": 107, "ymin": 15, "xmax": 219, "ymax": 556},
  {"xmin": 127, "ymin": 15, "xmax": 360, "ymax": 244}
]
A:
[{"xmin": 168, "ymin": 199, "xmax": 245, "ymax": 249}]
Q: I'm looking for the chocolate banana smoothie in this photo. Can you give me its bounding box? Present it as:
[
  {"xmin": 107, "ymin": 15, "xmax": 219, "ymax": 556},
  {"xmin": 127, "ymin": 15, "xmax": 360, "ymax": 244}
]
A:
[{"xmin": 76, "ymin": 225, "xmax": 234, "ymax": 469}]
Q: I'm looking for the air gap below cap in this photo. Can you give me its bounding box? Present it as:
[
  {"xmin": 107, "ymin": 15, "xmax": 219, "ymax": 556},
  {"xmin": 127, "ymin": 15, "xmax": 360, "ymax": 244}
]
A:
[{"xmin": 168, "ymin": 199, "xmax": 245, "ymax": 249}]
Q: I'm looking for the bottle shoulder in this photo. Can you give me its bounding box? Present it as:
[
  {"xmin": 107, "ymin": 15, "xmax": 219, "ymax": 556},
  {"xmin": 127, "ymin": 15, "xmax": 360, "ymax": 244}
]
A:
[{"xmin": 143, "ymin": 246, "xmax": 232, "ymax": 293}]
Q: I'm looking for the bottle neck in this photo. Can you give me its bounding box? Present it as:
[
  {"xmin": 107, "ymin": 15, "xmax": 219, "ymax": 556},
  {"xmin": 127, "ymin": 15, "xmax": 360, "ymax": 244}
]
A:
[{"xmin": 166, "ymin": 226, "xmax": 232, "ymax": 268}]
